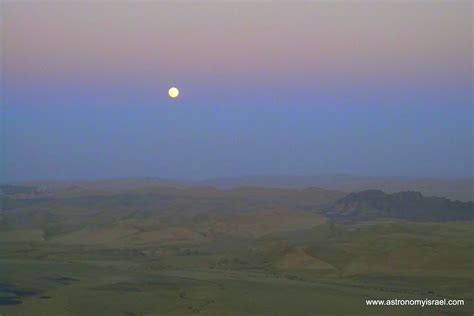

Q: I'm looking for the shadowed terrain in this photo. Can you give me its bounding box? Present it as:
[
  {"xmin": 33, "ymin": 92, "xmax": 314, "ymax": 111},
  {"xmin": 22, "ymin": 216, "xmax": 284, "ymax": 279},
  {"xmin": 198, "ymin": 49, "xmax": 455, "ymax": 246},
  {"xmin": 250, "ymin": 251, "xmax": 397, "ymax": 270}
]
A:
[
  {"xmin": 325, "ymin": 190, "xmax": 473, "ymax": 222},
  {"xmin": 202, "ymin": 176, "xmax": 474, "ymax": 202},
  {"xmin": 0, "ymin": 182, "xmax": 472, "ymax": 315}
]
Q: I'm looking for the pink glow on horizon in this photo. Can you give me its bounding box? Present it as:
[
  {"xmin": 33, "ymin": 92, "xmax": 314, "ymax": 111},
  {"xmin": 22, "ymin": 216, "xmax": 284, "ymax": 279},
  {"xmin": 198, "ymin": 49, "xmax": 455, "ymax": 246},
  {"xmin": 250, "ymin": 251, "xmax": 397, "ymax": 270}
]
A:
[{"xmin": 3, "ymin": 1, "xmax": 472, "ymax": 86}]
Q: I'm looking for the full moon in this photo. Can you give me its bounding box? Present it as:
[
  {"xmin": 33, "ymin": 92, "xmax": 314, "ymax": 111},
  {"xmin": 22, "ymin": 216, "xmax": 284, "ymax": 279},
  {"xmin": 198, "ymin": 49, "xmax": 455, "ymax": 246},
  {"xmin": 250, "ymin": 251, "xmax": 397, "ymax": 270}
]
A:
[{"xmin": 168, "ymin": 87, "xmax": 179, "ymax": 98}]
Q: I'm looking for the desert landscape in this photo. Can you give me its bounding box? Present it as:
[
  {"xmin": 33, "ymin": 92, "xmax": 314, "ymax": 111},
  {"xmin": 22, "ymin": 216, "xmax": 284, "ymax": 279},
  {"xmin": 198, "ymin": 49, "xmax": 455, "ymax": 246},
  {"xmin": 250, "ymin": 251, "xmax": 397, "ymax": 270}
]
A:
[
  {"xmin": 0, "ymin": 179, "xmax": 472, "ymax": 315},
  {"xmin": 1, "ymin": 1, "xmax": 472, "ymax": 315}
]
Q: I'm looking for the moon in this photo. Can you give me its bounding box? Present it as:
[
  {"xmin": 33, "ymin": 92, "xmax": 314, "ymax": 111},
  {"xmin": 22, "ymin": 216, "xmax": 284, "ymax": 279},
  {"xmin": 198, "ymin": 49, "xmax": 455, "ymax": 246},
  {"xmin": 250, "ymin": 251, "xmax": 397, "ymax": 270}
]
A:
[{"xmin": 168, "ymin": 87, "xmax": 179, "ymax": 98}]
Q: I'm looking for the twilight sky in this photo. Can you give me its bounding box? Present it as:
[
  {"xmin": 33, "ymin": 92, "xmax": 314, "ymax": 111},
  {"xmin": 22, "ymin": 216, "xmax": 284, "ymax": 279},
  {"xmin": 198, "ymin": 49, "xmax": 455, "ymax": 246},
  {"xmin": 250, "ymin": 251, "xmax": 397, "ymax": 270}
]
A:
[{"xmin": 1, "ymin": 1, "xmax": 473, "ymax": 181}]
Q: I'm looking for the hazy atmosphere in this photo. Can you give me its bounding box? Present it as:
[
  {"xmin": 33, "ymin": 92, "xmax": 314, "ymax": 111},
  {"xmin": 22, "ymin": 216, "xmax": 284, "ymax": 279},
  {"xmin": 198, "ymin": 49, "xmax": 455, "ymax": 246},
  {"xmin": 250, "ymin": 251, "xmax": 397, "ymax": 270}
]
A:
[
  {"xmin": 0, "ymin": 2, "xmax": 473, "ymax": 316},
  {"xmin": 2, "ymin": 1, "xmax": 472, "ymax": 181}
]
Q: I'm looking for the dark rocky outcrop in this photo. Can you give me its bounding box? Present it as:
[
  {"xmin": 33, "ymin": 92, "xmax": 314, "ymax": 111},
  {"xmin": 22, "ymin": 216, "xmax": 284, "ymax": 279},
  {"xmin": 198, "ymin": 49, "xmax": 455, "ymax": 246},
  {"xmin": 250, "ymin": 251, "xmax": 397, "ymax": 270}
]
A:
[{"xmin": 325, "ymin": 190, "xmax": 474, "ymax": 222}]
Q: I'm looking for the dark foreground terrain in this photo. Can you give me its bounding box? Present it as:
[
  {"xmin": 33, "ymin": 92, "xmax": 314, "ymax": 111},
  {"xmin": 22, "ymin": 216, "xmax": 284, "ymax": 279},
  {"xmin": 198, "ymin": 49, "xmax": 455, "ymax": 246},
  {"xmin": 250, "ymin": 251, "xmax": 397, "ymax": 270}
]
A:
[{"xmin": 0, "ymin": 182, "xmax": 472, "ymax": 315}]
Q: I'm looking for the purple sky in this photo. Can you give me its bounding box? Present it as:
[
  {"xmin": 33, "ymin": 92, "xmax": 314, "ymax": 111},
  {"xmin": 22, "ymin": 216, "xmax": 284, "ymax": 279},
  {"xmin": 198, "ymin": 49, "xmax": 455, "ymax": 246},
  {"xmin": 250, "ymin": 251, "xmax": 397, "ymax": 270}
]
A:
[{"xmin": 1, "ymin": 1, "xmax": 472, "ymax": 181}]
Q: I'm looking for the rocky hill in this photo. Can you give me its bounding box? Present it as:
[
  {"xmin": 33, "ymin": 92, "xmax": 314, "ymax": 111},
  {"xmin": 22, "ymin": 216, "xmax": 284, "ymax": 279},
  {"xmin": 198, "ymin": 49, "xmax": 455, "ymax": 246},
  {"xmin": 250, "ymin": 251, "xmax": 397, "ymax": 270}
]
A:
[{"xmin": 325, "ymin": 190, "xmax": 474, "ymax": 222}]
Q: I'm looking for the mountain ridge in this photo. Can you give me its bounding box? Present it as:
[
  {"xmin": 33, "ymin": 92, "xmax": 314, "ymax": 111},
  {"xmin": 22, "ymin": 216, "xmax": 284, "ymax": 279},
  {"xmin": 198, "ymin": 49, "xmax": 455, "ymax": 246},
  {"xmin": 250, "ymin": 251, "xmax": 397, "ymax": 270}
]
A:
[{"xmin": 325, "ymin": 189, "xmax": 474, "ymax": 222}]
